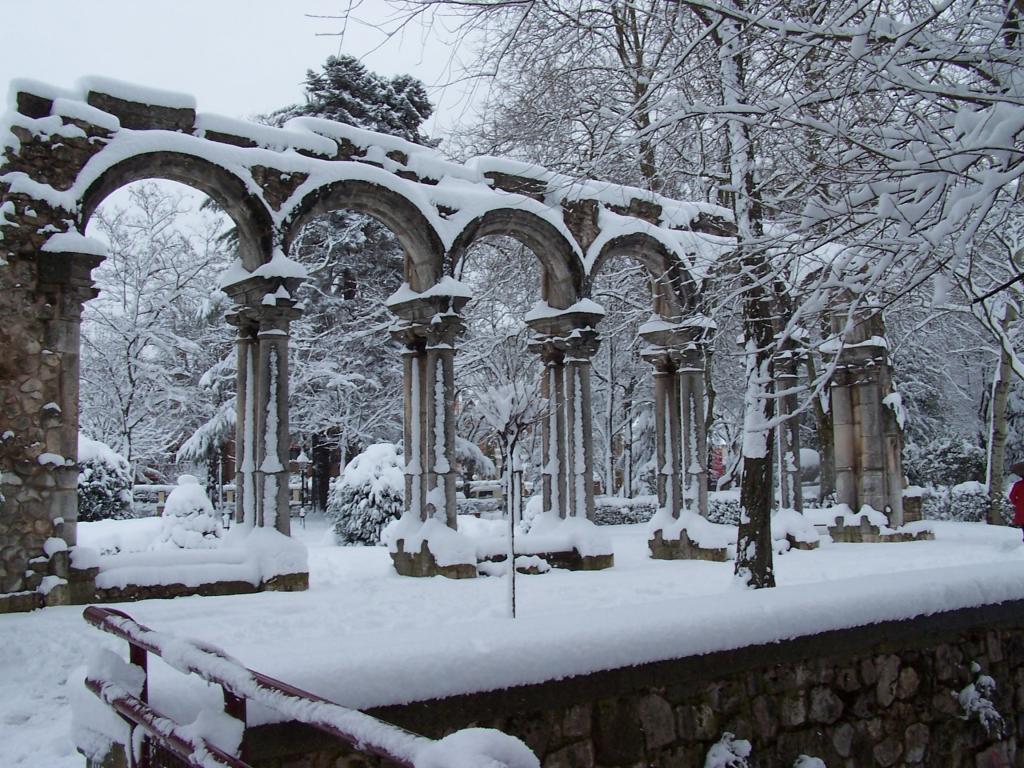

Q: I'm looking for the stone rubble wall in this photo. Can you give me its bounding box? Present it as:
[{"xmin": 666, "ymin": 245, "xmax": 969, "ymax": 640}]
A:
[{"xmin": 154, "ymin": 600, "xmax": 1024, "ymax": 768}]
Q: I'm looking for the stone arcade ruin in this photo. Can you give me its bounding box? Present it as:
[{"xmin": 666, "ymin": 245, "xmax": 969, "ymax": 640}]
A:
[{"xmin": 0, "ymin": 77, "xmax": 909, "ymax": 611}]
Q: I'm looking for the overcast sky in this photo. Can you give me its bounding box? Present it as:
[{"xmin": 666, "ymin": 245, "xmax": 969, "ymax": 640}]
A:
[{"xmin": 0, "ymin": 0, "xmax": 480, "ymax": 136}]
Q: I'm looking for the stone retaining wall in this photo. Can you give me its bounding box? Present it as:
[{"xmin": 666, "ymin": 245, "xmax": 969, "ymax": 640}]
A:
[{"xmin": 233, "ymin": 601, "xmax": 1024, "ymax": 767}]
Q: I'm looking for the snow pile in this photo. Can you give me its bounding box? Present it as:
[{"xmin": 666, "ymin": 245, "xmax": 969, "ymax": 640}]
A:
[
  {"xmin": 40, "ymin": 231, "xmax": 107, "ymax": 256},
  {"xmin": 383, "ymin": 513, "xmax": 478, "ymax": 567},
  {"xmin": 519, "ymin": 512, "xmax": 613, "ymax": 558},
  {"xmin": 77, "ymin": 517, "xmax": 163, "ymax": 555},
  {"xmin": 77, "ymin": 435, "xmax": 133, "ymax": 523},
  {"xmin": 415, "ymin": 728, "xmax": 539, "ymax": 768},
  {"xmin": 770, "ymin": 509, "xmax": 820, "ymax": 547},
  {"xmin": 328, "ymin": 443, "xmax": 404, "ymax": 545},
  {"xmin": 648, "ymin": 508, "xmax": 735, "ymax": 551},
  {"xmin": 154, "ymin": 475, "xmax": 220, "ymax": 550}
]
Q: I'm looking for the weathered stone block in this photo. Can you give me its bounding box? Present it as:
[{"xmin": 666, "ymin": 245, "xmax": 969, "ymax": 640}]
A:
[
  {"xmin": 904, "ymin": 722, "xmax": 930, "ymax": 764},
  {"xmin": 593, "ymin": 697, "xmax": 644, "ymax": 764},
  {"xmin": 675, "ymin": 702, "xmax": 718, "ymax": 741},
  {"xmin": 809, "ymin": 685, "xmax": 844, "ymax": 724},
  {"xmin": 873, "ymin": 735, "xmax": 904, "ymax": 767},
  {"xmin": 636, "ymin": 694, "xmax": 675, "ymax": 750},
  {"xmin": 876, "ymin": 654, "xmax": 901, "ymax": 707},
  {"xmin": 778, "ymin": 691, "xmax": 807, "ymax": 728}
]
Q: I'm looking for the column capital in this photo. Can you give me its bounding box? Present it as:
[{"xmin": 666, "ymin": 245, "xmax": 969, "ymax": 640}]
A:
[{"xmin": 390, "ymin": 311, "xmax": 466, "ymax": 351}]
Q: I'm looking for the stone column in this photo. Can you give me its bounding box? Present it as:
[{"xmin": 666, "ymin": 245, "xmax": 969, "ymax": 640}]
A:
[
  {"xmin": 830, "ymin": 307, "xmax": 904, "ymax": 525},
  {"xmin": 532, "ymin": 342, "xmax": 568, "ymax": 518},
  {"xmin": 1, "ymin": 241, "xmax": 101, "ymax": 604},
  {"xmin": 224, "ymin": 275, "xmax": 303, "ymax": 535},
  {"xmin": 527, "ymin": 305, "xmax": 603, "ymax": 521},
  {"xmin": 641, "ymin": 320, "xmax": 711, "ymax": 518},
  {"xmin": 226, "ymin": 309, "xmax": 258, "ymax": 526},
  {"xmin": 679, "ymin": 344, "xmax": 710, "ymax": 516},
  {"xmin": 774, "ymin": 341, "xmax": 803, "ymax": 512},
  {"xmin": 423, "ymin": 315, "xmax": 464, "ymax": 527},
  {"xmin": 388, "ymin": 288, "xmax": 470, "ymax": 527},
  {"xmin": 562, "ymin": 330, "xmax": 600, "ymax": 520},
  {"xmin": 644, "ymin": 350, "xmax": 683, "ymax": 516},
  {"xmin": 253, "ymin": 302, "xmax": 300, "ymax": 534},
  {"xmin": 392, "ymin": 327, "xmax": 427, "ymax": 519}
]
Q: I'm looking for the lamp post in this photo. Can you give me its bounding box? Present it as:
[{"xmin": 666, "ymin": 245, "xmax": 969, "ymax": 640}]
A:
[{"xmin": 295, "ymin": 449, "xmax": 310, "ymax": 528}]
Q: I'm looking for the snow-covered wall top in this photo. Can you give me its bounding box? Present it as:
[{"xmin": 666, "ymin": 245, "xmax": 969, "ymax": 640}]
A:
[{"xmin": 0, "ymin": 77, "xmax": 735, "ymax": 309}]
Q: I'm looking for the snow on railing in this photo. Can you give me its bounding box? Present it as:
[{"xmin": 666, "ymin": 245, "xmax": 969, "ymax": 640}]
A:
[{"xmin": 84, "ymin": 606, "xmax": 536, "ymax": 768}]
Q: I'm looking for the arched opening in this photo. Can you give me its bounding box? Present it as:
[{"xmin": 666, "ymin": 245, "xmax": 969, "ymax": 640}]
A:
[
  {"xmin": 78, "ymin": 178, "xmax": 237, "ymax": 529},
  {"xmin": 282, "ymin": 196, "xmax": 412, "ymax": 518},
  {"xmin": 448, "ymin": 208, "xmax": 584, "ymax": 309},
  {"xmin": 284, "ymin": 179, "xmax": 445, "ymax": 293},
  {"xmin": 452, "ymin": 235, "xmax": 545, "ymax": 523},
  {"xmin": 588, "ymin": 234, "xmax": 711, "ymax": 518}
]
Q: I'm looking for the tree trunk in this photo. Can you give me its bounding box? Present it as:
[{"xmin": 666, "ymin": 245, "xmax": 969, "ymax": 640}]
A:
[{"xmin": 987, "ymin": 302, "xmax": 1018, "ymax": 524}]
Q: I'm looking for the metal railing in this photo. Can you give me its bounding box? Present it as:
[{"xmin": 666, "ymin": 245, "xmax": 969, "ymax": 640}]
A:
[{"xmin": 84, "ymin": 605, "xmax": 433, "ymax": 768}]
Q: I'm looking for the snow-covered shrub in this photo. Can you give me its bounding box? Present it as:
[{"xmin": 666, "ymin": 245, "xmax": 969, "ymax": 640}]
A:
[
  {"xmin": 920, "ymin": 482, "xmax": 1014, "ymax": 524},
  {"xmin": 77, "ymin": 435, "xmax": 133, "ymax": 522},
  {"xmin": 328, "ymin": 442, "xmax": 404, "ymax": 545},
  {"xmin": 904, "ymin": 437, "xmax": 986, "ymax": 487},
  {"xmin": 707, "ymin": 490, "xmax": 742, "ymax": 525},
  {"xmin": 592, "ymin": 495, "xmax": 657, "ymax": 525},
  {"xmin": 704, "ymin": 732, "xmax": 751, "ymax": 768},
  {"xmin": 958, "ymin": 661, "xmax": 1004, "ymax": 738},
  {"xmin": 154, "ymin": 475, "xmax": 220, "ymax": 549}
]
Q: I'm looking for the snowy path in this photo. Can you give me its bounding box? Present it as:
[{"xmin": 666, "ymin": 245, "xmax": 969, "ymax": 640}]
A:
[{"xmin": 2, "ymin": 517, "xmax": 1023, "ymax": 767}]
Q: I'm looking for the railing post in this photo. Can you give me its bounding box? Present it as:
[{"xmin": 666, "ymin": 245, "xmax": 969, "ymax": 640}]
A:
[
  {"xmin": 128, "ymin": 641, "xmax": 149, "ymax": 768},
  {"xmin": 224, "ymin": 689, "xmax": 247, "ymax": 761}
]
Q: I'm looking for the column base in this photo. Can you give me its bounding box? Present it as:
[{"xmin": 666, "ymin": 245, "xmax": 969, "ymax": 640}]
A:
[
  {"xmin": 827, "ymin": 512, "xmax": 935, "ymax": 544},
  {"xmin": 648, "ymin": 529, "xmax": 730, "ymax": 562},
  {"xmin": 391, "ymin": 539, "xmax": 477, "ymax": 579}
]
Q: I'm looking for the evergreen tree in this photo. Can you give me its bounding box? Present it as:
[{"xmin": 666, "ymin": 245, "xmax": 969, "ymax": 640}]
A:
[
  {"xmin": 327, "ymin": 443, "xmax": 404, "ymax": 545},
  {"xmin": 270, "ymin": 55, "xmax": 434, "ymax": 146},
  {"xmin": 77, "ymin": 436, "xmax": 133, "ymax": 523}
]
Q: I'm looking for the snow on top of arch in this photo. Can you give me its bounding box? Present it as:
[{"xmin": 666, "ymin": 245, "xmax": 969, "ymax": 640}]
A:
[
  {"xmin": 5, "ymin": 78, "xmax": 76, "ymax": 110},
  {"xmin": 523, "ymin": 297, "xmax": 605, "ymax": 323},
  {"xmin": 197, "ymin": 113, "xmax": 337, "ymax": 157},
  {"xmin": 76, "ymin": 75, "xmax": 197, "ymax": 111},
  {"xmin": 51, "ymin": 98, "xmax": 121, "ymax": 132},
  {"xmin": 40, "ymin": 231, "xmax": 107, "ymax": 257},
  {"xmin": 3, "ymin": 77, "xmax": 734, "ymax": 283}
]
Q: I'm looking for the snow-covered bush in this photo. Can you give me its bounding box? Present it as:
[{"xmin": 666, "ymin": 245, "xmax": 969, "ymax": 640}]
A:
[
  {"xmin": 704, "ymin": 732, "xmax": 751, "ymax": 768},
  {"xmin": 328, "ymin": 442, "xmax": 404, "ymax": 545},
  {"xmin": 592, "ymin": 495, "xmax": 657, "ymax": 525},
  {"xmin": 919, "ymin": 482, "xmax": 1014, "ymax": 524},
  {"xmin": 154, "ymin": 475, "xmax": 220, "ymax": 549},
  {"xmin": 707, "ymin": 490, "xmax": 742, "ymax": 525},
  {"xmin": 958, "ymin": 661, "xmax": 1004, "ymax": 738},
  {"xmin": 77, "ymin": 435, "xmax": 133, "ymax": 522},
  {"xmin": 904, "ymin": 437, "xmax": 986, "ymax": 487}
]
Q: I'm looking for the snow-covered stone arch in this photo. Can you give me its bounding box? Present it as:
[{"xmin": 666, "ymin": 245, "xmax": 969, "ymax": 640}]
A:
[
  {"xmin": 0, "ymin": 76, "xmax": 744, "ymax": 596},
  {"xmin": 79, "ymin": 150, "xmax": 275, "ymax": 268}
]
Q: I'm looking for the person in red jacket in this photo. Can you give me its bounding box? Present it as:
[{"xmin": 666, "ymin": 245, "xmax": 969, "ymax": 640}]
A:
[{"xmin": 1011, "ymin": 462, "xmax": 1024, "ymax": 539}]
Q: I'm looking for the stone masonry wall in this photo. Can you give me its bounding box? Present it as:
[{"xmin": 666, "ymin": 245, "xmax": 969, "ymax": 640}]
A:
[{"xmin": 175, "ymin": 601, "xmax": 1024, "ymax": 768}]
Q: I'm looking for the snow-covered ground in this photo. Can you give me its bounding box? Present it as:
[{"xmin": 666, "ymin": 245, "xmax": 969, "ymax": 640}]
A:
[{"xmin": 3, "ymin": 515, "xmax": 1024, "ymax": 767}]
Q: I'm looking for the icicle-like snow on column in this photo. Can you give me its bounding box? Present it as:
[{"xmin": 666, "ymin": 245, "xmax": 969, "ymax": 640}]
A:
[{"xmin": 223, "ymin": 274, "xmax": 303, "ymax": 535}]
